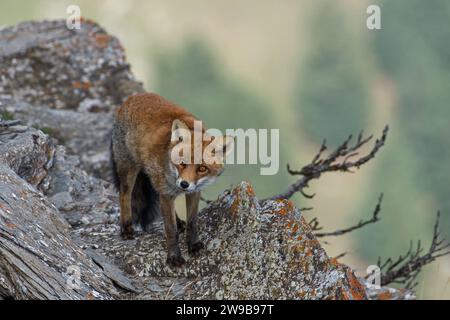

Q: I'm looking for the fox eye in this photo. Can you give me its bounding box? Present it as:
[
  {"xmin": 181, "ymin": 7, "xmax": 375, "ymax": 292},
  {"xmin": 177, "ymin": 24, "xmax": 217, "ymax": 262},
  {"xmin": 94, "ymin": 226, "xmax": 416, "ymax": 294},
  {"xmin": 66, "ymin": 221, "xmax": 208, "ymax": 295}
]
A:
[{"xmin": 198, "ymin": 165, "xmax": 208, "ymax": 173}]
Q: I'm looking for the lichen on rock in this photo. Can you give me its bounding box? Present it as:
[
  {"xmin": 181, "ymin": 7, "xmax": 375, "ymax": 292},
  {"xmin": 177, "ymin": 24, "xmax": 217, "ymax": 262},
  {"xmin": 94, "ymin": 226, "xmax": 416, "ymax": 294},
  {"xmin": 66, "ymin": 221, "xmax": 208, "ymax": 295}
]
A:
[
  {"xmin": 0, "ymin": 19, "xmax": 414, "ymax": 300},
  {"xmin": 79, "ymin": 181, "xmax": 368, "ymax": 300}
]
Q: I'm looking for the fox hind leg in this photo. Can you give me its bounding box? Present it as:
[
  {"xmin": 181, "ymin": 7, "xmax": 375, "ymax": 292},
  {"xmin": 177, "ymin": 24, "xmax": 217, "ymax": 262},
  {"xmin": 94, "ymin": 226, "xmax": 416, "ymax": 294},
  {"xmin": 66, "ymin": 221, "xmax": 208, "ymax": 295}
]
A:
[{"xmin": 118, "ymin": 168, "xmax": 138, "ymax": 240}]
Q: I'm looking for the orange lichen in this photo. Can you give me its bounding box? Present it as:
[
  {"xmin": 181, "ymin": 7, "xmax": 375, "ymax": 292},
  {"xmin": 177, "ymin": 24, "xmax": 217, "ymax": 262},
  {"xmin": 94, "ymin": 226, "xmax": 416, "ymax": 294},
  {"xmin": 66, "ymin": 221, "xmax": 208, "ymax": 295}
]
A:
[
  {"xmin": 245, "ymin": 183, "xmax": 255, "ymax": 196},
  {"xmin": 377, "ymin": 291, "xmax": 393, "ymax": 300},
  {"xmin": 307, "ymin": 238, "xmax": 320, "ymax": 248},
  {"xmin": 330, "ymin": 258, "xmax": 340, "ymax": 267},
  {"xmin": 277, "ymin": 207, "xmax": 288, "ymax": 215},
  {"xmin": 346, "ymin": 269, "xmax": 366, "ymax": 300},
  {"xmin": 80, "ymin": 17, "xmax": 96, "ymax": 25},
  {"xmin": 340, "ymin": 288, "xmax": 350, "ymax": 300},
  {"xmin": 285, "ymin": 200, "xmax": 294, "ymax": 211},
  {"xmin": 72, "ymin": 81, "xmax": 91, "ymax": 90},
  {"xmin": 305, "ymin": 248, "xmax": 313, "ymax": 257},
  {"xmin": 94, "ymin": 33, "xmax": 111, "ymax": 49},
  {"xmin": 290, "ymin": 243, "xmax": 305, "ymax": 255},
  {"xmin": 292, "ymin": 224, "xmax": 299, "ymax": 234},
  {"xmin": 229, "ymin": 187, "xmax": 242, "ymax": 217},
  {"xmin": 5, "ymin": 221, "xmax": 16, "ymax": 229}
]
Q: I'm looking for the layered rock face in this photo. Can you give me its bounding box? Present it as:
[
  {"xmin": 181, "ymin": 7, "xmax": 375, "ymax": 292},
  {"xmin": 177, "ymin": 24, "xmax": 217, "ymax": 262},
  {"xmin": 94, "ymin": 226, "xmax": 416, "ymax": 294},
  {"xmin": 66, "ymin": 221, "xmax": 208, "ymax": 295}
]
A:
[
  {"xmin": 0, "ymin": 19, "xmax": 144, "ymax": 179},
  {"xmin": 0, "ymin": 20, "xmax": 412, "ymax": 300},
  {"xmin": 0, "ymin": 124, "xmax": 124, "ymax": 299}
]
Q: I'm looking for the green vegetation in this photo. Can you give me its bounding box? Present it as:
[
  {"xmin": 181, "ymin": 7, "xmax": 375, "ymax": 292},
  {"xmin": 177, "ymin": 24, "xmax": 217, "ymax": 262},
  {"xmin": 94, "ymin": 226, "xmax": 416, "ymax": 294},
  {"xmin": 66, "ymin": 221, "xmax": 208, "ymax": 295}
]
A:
[
  {"xmin": 155, "ymin": 39, "xmax": 271, "ymax": 130},
  {"xmin": 154, "ymin": 39, "xmax": 289, "ymax": 198},
  {"xmin": 0, "ymin": 110, "xmax": 15, "ymax": 120},
  {"xmin": 32, "ymin": 125, "xmax": 55, "ymax": 136},
  {"xmin": 366, "ymin": 0, "xmax": 450, "ymax": 241},
  {"xmin": 352, "ymin": 0, "xmax": 450, "ymax": 295},
  {"xmin": 294, "ymin": 1, "xmax": 371, "ymax": 144}
]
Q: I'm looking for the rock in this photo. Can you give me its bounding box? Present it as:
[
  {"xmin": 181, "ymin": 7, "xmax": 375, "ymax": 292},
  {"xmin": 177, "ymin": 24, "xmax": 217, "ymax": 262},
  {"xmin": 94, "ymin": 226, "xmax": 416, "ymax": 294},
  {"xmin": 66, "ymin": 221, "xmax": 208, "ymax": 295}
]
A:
[
  {"xmin": 85, "ymin": 249, "xmax": 140, "ymax": 294},
  {"xmin": 0, "ymin": 19, "xmax": 145, "ymax": 180},
  {"xmin": 364, "ymin": 282, "xmax": 415, "ymax": 300},
  {"xmin": 0, "ymin": 123, "xmax": 118, "ymax": 227},
  {"xmin": 43, "ymin": 145, "xmax": 119, "ymax": 227},
  {"xmin": 0, "ymin": 121, "xmax": 135, "ymax": 299},
  {"xmin": 0, "ymin": 123, "xmax": 54, "ymax": 189},
  {"xmin": 79, "ymin": 181, "xmax": 368, "ymax": 300},
  {"xmin": 0, "ymin": 162, "xmax": 116, "ymax": 299}
]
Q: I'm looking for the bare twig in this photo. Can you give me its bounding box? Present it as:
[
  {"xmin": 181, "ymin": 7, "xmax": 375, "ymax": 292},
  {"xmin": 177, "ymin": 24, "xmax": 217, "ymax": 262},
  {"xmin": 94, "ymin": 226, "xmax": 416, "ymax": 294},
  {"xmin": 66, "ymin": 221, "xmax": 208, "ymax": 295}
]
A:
[
  {"xmin": 314, "ymin": 194, "xmax": 383, "ymax": 238},
  {"xmin": 308, "ymin": 217, "xmax": 323, "ymax": 232},
  {"xmin": 262, "ymin": 125, "xmax": 389, "ymax": 202},
  {"xmin": 333, "ymin": 252, "xmax": 348, "ymax": 260},
  {"xmin": 200, "ymin": 196, "xmax": 212, "ymax": 204},
  {"xmin": 377, "ymin": 211, "xmax": 450, "ymax": 289}
]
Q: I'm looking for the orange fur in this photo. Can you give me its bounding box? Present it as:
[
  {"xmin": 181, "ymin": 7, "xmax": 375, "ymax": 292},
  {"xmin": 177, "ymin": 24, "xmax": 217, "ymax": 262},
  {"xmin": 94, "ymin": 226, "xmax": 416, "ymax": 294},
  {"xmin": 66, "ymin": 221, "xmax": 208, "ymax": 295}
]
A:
[{"xmin": 112, "ymin": 92, "xmax": 227, "ymax": 267}]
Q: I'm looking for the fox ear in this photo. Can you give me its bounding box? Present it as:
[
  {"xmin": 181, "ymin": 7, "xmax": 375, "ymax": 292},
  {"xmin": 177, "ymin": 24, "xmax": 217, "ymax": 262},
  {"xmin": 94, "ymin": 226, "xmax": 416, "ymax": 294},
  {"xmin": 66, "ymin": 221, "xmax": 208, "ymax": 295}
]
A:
[
  {"xmin": 221, "ymin": 135, "xmax": 235, "ymax": 157},
  {"xmin": 211, "ymin": 135, "xmax": 234, "ymax": 157},
  {"xmin": 171, "ymin": 119, "xmax": 189, "ymax": 143}
]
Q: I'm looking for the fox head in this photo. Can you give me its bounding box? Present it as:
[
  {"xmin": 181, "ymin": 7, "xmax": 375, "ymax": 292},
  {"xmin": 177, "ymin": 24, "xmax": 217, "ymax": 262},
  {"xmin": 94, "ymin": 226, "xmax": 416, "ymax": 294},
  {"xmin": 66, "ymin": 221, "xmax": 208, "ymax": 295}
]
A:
[{"xmin": 169, "ymin": 119, "xmax": 233, "ymax": 193}]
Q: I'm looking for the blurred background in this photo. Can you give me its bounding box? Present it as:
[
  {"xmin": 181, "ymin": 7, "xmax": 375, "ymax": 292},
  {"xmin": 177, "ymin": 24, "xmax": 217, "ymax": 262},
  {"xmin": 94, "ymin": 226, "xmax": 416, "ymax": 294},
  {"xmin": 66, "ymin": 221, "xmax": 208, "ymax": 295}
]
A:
[{"xmin": 1, "ymin": 0, "xmax": 449, "ymax": 299}]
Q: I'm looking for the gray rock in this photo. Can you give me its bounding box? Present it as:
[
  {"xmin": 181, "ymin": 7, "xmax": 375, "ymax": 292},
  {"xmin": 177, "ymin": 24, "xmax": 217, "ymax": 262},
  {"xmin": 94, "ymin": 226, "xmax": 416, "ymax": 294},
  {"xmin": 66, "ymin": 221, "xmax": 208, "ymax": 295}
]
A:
[
  {"xmin": 0, "ymin": 161, "xmax": 117, "ymax": 299},
  {"xmin": 0, "ymin": 124, "xmax": 53, "ymax": 190},
  {"xmin": 79, "ymin": 182, "xmax": 369, "ymax": 300},
  {"xmin": 364, "ymin": 282, "xmax": 415, "ymax": 300},
  {"xmin": 49, "ymin": 192, "xmax": 73, "ymax": 209},
  {"xmin": 85, "ymin": 249, "xmax": 140, "ymax": 294},
  {"xmin": 0, "ymin": 121, "xmax": 139, "ymax": 300},
  {"xmin": 44, "ymin": 145, "xmax": 119, "ymax": 227},
  {"xmin": 0, "ymin": 19, "xmax": 145, "ymax": 180}
]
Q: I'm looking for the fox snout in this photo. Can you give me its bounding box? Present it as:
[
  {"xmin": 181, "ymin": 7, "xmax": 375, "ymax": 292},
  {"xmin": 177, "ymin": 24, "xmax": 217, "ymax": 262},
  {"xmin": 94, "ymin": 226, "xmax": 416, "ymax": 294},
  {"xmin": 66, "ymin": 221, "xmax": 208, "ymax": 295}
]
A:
[
  {"xmin": 175, "ymin": 176, "xmax": 216, "ymax": 192},
  {"xmin": 179, "ymin": 180, "xmax": 190, "ymax": 189},
  {"xmin": 176, "ymin": 178, "xmax": 195, "ymax": 192}
]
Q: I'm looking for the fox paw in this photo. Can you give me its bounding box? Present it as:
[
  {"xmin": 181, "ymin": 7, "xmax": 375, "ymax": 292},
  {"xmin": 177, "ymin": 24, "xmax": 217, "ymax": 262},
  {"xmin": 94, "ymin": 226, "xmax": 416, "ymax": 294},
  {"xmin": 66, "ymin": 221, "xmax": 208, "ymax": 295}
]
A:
[
  {"xmin": 188, "ymin": 241, "xmax": 204, "ymax": 256},
  {"xmin": 166, "ymin": 254, "xmax": 186, "ymax": 267},
  {"xmin": 120, "ymin": 223, "xmax": 134, "ymax": 240}
]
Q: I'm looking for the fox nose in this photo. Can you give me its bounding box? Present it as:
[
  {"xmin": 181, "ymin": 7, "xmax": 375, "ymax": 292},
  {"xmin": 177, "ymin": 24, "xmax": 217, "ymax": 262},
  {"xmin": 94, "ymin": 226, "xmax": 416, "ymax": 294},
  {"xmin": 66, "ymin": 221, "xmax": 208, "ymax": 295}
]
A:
[{"xmin": 180, "ymin": 180, "xmax": 189, "ymax": 189}]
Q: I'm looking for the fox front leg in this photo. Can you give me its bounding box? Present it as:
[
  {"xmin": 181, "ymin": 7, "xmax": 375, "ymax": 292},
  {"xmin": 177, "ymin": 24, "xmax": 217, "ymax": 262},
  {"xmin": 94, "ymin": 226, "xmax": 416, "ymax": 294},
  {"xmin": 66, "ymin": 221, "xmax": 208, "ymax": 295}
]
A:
[
  {"xmin": 160, "ymin": 194, "xmax": 185, "ymax": 267},
  {"xmin": 185, "ymin": 191, "xmax": 204, "ymax": 256}
]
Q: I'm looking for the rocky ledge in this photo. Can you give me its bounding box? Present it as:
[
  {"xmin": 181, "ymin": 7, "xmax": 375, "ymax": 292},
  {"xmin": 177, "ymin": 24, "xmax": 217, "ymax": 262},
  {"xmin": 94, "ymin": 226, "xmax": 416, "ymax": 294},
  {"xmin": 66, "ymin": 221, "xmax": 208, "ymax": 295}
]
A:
[{"xmin": 0, "ymin": 19, "xmax": 413, "ymax": 300}]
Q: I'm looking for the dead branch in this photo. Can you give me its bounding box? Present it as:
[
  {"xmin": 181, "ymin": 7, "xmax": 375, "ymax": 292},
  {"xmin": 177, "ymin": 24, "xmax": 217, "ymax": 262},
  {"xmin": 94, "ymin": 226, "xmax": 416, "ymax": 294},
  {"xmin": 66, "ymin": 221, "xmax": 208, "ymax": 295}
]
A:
[
  {"xmin": 308, "ymin": 217, "xmax": 323, "ymax": 232},
  {"xmin": 200, "ymin": 196, "xmax": 212, "ymax": 204},
  {"xmin": 377, "ymin": 211, "xmax": 450, "ymax": 289},
  {"xmin": 333, "ymin": 252, "xmax": 348, "ymax": 260},
  {"xmin": 313, "ymin": 194, "xmax": 383, "ymax": 238},
  {"xmin": 262, "ymin": 125, "xmax": 389, "ymax": 202}
]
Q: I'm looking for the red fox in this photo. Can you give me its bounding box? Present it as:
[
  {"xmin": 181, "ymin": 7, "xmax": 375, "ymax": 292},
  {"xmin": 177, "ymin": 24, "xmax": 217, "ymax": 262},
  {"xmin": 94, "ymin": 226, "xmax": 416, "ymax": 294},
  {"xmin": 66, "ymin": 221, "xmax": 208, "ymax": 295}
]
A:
[{"xmin": 111, "ymin": 93, "xmax": 232, "ymax": 267}]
